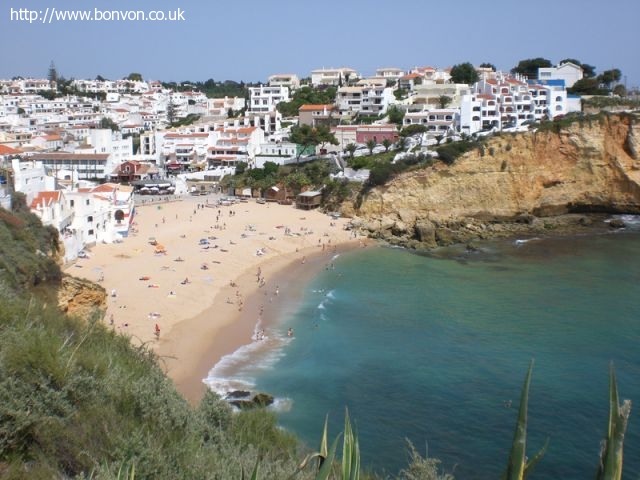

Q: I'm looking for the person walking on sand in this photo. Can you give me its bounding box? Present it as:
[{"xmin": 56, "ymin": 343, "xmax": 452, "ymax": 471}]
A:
[{"xmin": 154, "ymin": 323, "xmax": 161, "ymax": 339}]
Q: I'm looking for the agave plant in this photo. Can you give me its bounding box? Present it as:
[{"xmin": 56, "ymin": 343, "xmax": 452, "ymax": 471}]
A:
[
  {"xmin": 503, "ymin": 360, "xmax": 548, "ymax": 480},
  {"xmin": 291, "ymin": 409, "xmax": 360, "ymax": 480},
  {"xmin": 596, "ymin": 363, "xmax": 631, "ymax": 480}
]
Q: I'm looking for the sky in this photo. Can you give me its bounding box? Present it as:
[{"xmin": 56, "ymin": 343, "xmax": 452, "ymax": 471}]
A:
[{"xmin": 2, "ymin": 0, "xmax": 639, "ymax": 88}]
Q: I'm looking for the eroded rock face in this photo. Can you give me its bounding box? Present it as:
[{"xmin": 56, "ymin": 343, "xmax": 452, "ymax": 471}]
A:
[
  {"xmin": 57, "ymin": 274, "xmax": 107, "ymax": 321},
  {"xmin": 348, "ymin": 114, "xmax": 640, "ymax": 247}
]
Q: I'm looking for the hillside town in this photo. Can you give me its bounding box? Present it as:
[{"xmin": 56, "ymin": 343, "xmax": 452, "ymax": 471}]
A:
[{"xmin": 0, "ymin": 62, "xmax": 596, "ymax": 261}]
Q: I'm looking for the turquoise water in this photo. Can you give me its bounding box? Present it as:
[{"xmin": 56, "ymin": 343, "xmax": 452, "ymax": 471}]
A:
[{"xmin": 206, "ymin": 222, "xmax": 640, "ymax": 479}]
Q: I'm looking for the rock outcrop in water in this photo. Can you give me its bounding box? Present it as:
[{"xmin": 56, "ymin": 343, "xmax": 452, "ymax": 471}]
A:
[{"xmin": 343, "ymin": 113, "xmax": 640, "ymax": 248}]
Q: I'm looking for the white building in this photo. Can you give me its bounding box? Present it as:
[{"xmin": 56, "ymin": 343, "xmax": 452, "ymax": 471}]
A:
[
  {"xmin": 311, "ymin": 67, "xmax": 360, "ymax": 87},
  {"xmin": 11, "ymin": 158, "xmax": 56, "ymax": 205},
  {"xmin": 336, "ymin": 84, "xmax": 395, "ymax": 116},
  {"xmin": 375, "ymin": 68, "xmax": 405, "ymax": 84},
  {"xmin": 248, "ymin": 85, "xmax": 289, "ymax": 113},
  {"xmin": 403, "ymin": 108, "xmax": 459, "ymax": 137},
  {"xmin": 254, "ymin": 141, "xmax": 298, "ymax": 168},
  {"xmin": 538, "ymin": 62, "xmax": 583, "ymax": 88},
  {"xmin": 268, "ymin": 74, "xmax": 300, "ymax": 90}
]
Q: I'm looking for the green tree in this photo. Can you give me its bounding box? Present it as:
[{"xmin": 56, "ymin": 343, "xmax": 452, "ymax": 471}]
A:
[
  {"xmin": 95, "ymin": 74, "xmax": 106, "ymax": 81},
  {"xmin": 569, "ymin": 77, "xmax": 607, "ymax": 95},
  {"xmin": 386, "ymin": 105, "xmax": 405, "ymax": 126},
  {"xmin": 277, "ymin": 86, "xmax": 337, "ymax": 117},
  {"xmin": 612, "ymin": 84, "xmax": 627, "ymax": 97},
  {"xmin": 479, "ymin": 62, "xmax": 496, "ymax": 72},
  {"xmin": 366, "ymin": 139, "xmax": 376, "ymax": 155},
  {"xmin": 511, "ymin": 58, "xmax": 552, "ymax": 79},
  {"xmin": 400, "ymin": 124, "xmax": 427, "ymax": 137},
  {"xmin": 99, "ymin": 117, "xmax": 119, "ymax": 131},
  {"xmin": 316, "ymin": 125, "xmax": 339, "ymax": 151},
  {"xmin": 126, "ymin": 72, "xmax": 143, "ymax": 81},
  {"xmin": 438, "ymin": 95, "xmax": 452, "ymax": 109},
  {"xmin": 47, "ymin": 61, "xmax": 58, "ymax": 85},
  {"xmin": 263, "ymin": 161, "xmax": 279, "ymax": 177},
  {"xmin": 599, "ymin": 69, "xmax": 622, "ymax": 89},
  {"xmin": 166, "ymin": 98, "xmax": 177, "ymax": 125},
  {"xmin": 449, "ymin": 62, "xmax": 479, "ymax": 85},
  {"xmin": 396, "ymin": 136, "xmax": 408, "ymax": 151},
  {"xmin": 289, "ymin": 124, "xmax": 317, "ymax": 159},
  {"xmin": 382, "ymin": 138, "xmax": 392, "ymax": 152},
  {"xmin": 345, "ymin": 143, "xmax": 357, "ymax": 159}
]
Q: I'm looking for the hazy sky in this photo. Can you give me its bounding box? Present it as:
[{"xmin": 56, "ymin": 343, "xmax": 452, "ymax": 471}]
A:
[{"xmin": 3, "ymin": 0, "xmax": 639, "ymax": 88}]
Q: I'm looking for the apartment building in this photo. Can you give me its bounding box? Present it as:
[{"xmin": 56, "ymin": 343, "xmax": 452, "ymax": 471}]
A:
[
  {"xmin": 298, "ymin": 104, "xmax": 336, "ymax": 127},
  {"xmin": 207, "ymin": 125, "xmax": 264, "ymax": 168},
  {"xmin": 248, "ymin": 85, "xmax": 289, "ymax": 113},
  {"xmin": 336, "ymin": 84, "xmax": 395, "ymax": 116},
  {"xmin": 311, "ymin": 67, "xmax": 360, "ymax": 87},
  {"xmin": 268, "ymin": 74, "xmax": 301, "ymax": 90}
]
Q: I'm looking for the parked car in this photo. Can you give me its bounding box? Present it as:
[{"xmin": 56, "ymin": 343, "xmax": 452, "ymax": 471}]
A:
[{"xmin": 78, "ymin": 250, "xmax": 89, "ymax": 259}]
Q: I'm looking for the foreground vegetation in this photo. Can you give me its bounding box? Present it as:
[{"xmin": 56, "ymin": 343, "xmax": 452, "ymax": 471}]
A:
[{"xmin": 0, "ymin": 198, "xmax": 631, "ymax": 479}]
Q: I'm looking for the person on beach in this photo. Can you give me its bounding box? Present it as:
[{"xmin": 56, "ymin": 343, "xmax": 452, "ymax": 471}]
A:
[
  {"xmin": 287, "ymin": 327, "xmax": 294, "ymax": 337},
  {"xmin": 154, "ymin": 323, "xmax": 161, "ymax": 339}
]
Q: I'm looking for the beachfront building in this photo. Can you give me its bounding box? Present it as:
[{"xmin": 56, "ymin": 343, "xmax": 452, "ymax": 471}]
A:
[
  {"xmin": 158, "ymin": 131, "xmax": 212, "ymax": 172},
  {"xmin": 207, "ymin": 125, "xmax": 265, "ymax": 168},
  {"xmin": 538, "ymin": 62, "xmax": 583, "ymax": 88},
  {"xmin": 311, "ymin": 67, "xmax": 360, "ymax": 87},
  {"xmin": 22, "ymin": 152, "xmax": 113, "ymax": 182},
  {"xmin": 110, "ymin": 160, "xmax": 160, "ymax": 183},
  {"xmin": 268, "ymin": 73, "xmax": 301, "ymax": 90},
  {"xmin": 254, "ymin": 141, "xmax": 298, "ymax": 168},
  {"xmin": 298, "ymin": 104, "xmax": 336, "ymax": 127},
  {"xmin": 11, "ymin": 158, "xmax": 56, "ymax": 205},
  {"xmin": 458, "ymin": 73, "xmax": 577, "ymax": 135},
  {"xmin": 66, "ymin": 183, "xmax": 135, "ymax": 245},
  {"xmin": 248, "ymin": 85, "xmax": 289, "ymax": 114}
]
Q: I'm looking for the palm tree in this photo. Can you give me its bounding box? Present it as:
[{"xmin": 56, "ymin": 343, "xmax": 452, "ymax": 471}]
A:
[
  {"xmin": 345, "ymin": 143, "xmax": 357, "ymax": 159},
  {"xmin": 366, "ymin": 139, "xmax": 376, "ymax": 155},
  {"xmin": 382, "ymin": 138, "xmax": 392, "ymax": 152}
]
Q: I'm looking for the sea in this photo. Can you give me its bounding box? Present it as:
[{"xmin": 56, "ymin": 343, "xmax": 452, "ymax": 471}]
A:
[{"xmin": 204, "ymin": 215, "xmax": 640, "ymax": 480}]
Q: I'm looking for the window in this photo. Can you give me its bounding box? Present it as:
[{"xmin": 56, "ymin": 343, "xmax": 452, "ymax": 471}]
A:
[
  {"xmin": 87, "ymin": 216, "xmax": 93, "ymax": 222},
  {"xmin": 70, "ymin": 200, "xmax": 74, "ymax": 207},
  {"xmin": 555, "ymin": 96, "xmax": 562, "ymax": 102},
  {"xmin": 88, "ymin": 229, "xmax": 94, "ymax": 236},
  {"xmin": 86, "ymin": 199, "xmax": 90, "ymax": 205}
]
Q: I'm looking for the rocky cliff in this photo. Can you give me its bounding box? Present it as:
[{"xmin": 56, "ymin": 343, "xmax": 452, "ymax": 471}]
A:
[
  {"xmin": 345, "ymin": 113, "xmax": 640, "ymax": 248},
  {"xmin": 57, "ymin": 274, "xmax": 107, "ymax": 321}
]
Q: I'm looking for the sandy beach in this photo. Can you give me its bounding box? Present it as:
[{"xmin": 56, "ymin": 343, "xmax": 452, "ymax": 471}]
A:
[{"xmin": 65, "ymin": 194, "xmax": 359, "ymax": 403}]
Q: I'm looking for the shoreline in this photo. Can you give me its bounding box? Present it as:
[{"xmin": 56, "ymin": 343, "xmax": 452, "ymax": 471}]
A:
[
  {"xmin": 165, "ymin": 239, "xmax": 361, "ymax": 404},
  {"xmin": 64, "ymin": 194, "xmax": 360, "ymax": 405}
]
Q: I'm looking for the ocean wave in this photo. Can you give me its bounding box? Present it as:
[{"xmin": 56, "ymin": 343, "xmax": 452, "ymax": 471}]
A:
[
  {"xmin": 203, "ymin": 332, "xmax": 291, "ymax": 396},
  {"xmin": 326, "ymin": 289, "xmax": 336, "ymax": 300},
  {"xmin": 269, "ymin": 397, "xmax": 293, "ymax": 412},
  {"xmin": 513, "ymin": 237, "xmax": 540, "ymax": 246}
]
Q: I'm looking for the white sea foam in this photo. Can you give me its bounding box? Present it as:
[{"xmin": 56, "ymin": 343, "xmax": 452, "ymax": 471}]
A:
[
  {"xmin": 513, "ymin": 237, "xmax": 540, "ymax": 246},
  {"xmin": 326, "ymin": 289, "xmax": 336, "ymax": 300},
  {"xmin": 270, "ymin": 397, "xmax": 293, "ymax": 412},
  {"xmin": 203, "ymin": 331, "xmax": 291, "ymax": 396}
]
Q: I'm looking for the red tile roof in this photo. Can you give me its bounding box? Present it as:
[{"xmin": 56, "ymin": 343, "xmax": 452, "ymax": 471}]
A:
[{"xmin": 30, "ymin": 191, "xmax": 61, "ymax": 209}]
